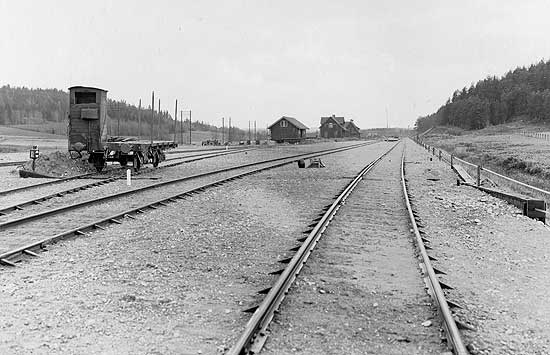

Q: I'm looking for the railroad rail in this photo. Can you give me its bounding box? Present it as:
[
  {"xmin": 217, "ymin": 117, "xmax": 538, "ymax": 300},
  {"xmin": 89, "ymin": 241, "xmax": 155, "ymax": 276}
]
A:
[
  {"xmin": 0, "ymin": 160, "xmax": 26, "ymax": 167},
  {"xmin": 0, "ymin": 147, "xmax": 253, "ymax": 201},
  {"xmin": 0, "ymin": 142, "xmax": 372, "ymax": 266},
  {"xmin": 228, "ymin": 141, "xmax": 469, "ymax": 355},
  {"xmin": 228, "ymin": 142, "xmax": 399, "ymax": 354},
  {"xmin": 401, "ymin": 149, "xmax": 468, "ymax": 355}
]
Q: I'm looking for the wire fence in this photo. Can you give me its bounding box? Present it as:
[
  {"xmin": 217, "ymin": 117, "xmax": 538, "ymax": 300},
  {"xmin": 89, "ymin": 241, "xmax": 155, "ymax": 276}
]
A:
[{"xmin": 412, "ymin": 137, "xmax": 550, "ymax": 213}]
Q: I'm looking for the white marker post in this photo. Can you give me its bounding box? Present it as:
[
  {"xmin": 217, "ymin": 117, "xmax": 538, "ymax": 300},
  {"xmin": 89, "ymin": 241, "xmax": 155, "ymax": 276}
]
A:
[{"xmin": 127, "ymin": 169, "xmax": 131, "ymax": 186}]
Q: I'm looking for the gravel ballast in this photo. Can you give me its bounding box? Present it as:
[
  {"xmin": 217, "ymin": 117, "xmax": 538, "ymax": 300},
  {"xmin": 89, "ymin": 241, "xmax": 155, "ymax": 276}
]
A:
[
  {"xmin": 405, "ymin": 138, "xmax": 550, "ymax": 355},
  {"xmin": 262, "ymin": 143, "xmax": 446, "ymax": 354},
  {"xmin": 0, "ymin": 141, "xmax": 389, "ymax": 354}
]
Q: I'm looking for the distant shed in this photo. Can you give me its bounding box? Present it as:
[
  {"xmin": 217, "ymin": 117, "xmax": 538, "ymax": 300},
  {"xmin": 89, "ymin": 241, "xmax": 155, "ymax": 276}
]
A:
[{"xmin": 268, "ymin": 116, "xmax": 308, "ymax": 143}]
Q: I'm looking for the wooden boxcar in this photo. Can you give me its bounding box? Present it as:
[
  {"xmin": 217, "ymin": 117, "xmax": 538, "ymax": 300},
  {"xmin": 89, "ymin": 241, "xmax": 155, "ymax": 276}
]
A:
[{"xmin": 68, "ymin": 86, "xmax": 176, "ymax": 171}]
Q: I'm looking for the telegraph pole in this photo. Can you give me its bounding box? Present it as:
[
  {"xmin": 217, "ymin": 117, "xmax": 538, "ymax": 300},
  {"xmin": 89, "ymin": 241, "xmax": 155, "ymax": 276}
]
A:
[
  {"xmin": 248, "ymin": 121, "xmax": 251, "ymax": 142},
  {"xmin": 222, "ymin": 117, "xmax": 225, "ymax": 143},
  {"xmin": 228, "ymin": 117, "xmax": 231, "ymax": 143},
  {"xmin": 189, "ymin": 110, "xmax": 192, "ymax": 144},
  {"xmin": 138, "ymin": 99, "xmax": 141, "ymax": 139},
  {"xmin": 180, "ymin": 110, "xmax": 183, "ymax": 144},
  {"xmin": 157, "ymin": 99, "xmax": 161, "ymax": 139},
  {"xmin": 254, "ymin": 120, "xmax": 257, "ymax": 141},
  {"xmin": 150, "ymin": 91, "xmax": 154, "ymax": 144},
  {"xmin": 173, "ymin": 100, "xmax": 177, "ymax": 143}
]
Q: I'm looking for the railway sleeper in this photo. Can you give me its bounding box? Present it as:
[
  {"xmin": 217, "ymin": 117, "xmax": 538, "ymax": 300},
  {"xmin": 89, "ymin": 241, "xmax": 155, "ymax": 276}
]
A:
[
  {"xmin": 22, "ymin": 249, "xmax": 39, "ymax": 257},
  {"xmin": 0, "ymin": 258, "xmax": 17, "ymax": 267}
]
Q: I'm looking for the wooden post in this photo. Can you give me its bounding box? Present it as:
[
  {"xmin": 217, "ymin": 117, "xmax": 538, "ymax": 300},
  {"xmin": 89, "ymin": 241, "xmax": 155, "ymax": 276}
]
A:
[
  {"xmin": 477, "ymin": 165, "xmax": 482, "ymax": 187},
  {"xmin": 150, "ymin": 91, "xmax": 154, "ymax": 144},
  {"xmin": 229, "ymin": 117, "xmax": 231, "ymax": 143},
  {"xmin": 222, "ymin": 117, "xmax": 225, "ymax": 143},
  {"xmin": 138, "ymin": 99, "xmax": 141, "ymax": 139},
  {"xmin": 157, "ymin": 99, "xmax": 160, "ymax": 140},
  {"xmin": 188, "ymin": 110, "xmax": 192, "ymax": 145},
  {"xmin": 438, "ymin": 150, "xmax": 442, "ymax": 161},
  {"xmin": 180, "ymin": 110, "xmax": 183, "ymax": 144},
  {"xmin": 173, "ymin": 100, "xmax": 177, "ymax": 143},
  {"xmin": 254, "ymin": 120, "xmax": 257, "ymax": 141},
  {"xmin": 248, "ymin": 120, "xmax": 251, "ymax": 142}
]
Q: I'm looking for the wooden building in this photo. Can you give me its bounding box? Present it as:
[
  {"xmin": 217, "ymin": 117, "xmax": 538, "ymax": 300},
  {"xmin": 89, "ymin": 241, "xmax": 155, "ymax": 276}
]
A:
[
  {"xmin": 320, "ymin": 115, "xmax": 360, "ymax": 139},
  {"xmin": 68, "ymin": 86, "xmax": 108, "ymax": 153},
  {"xmin": 344, "ymin": 120, "xmax": 361, "ymax": 138},
  {"xmin": 268, "ymin": 116, "xmax": 308, "ymax": 143}
]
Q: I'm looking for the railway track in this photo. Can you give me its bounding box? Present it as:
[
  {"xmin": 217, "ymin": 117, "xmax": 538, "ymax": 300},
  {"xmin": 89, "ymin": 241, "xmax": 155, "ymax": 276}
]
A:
[
  {"xmin": 0, "ymin": 142, "xmax": 371, "ymax": 266},
  {"xmin": 0, "ymin": 160, "xmax": 26, "ymax": 167},
  {"xmin": 0, "ymin": 147, "xmax": 254, "ymax": 207},
  {"xmin": 229, "ymin": 141, "xmax": 468, "ymax": 354}
]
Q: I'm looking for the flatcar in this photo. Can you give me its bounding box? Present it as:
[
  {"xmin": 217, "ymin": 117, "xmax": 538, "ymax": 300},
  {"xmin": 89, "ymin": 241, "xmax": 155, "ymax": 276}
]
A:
[{"xmin": 68, "ymin": 86, "xmax": 177, "ymax": 172}]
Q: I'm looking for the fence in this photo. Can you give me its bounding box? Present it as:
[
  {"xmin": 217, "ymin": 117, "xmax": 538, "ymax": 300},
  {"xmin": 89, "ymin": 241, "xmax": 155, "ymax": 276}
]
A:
[{"xmin": 412, "ymin": 137, "xmax": 549, "ymax": 221}]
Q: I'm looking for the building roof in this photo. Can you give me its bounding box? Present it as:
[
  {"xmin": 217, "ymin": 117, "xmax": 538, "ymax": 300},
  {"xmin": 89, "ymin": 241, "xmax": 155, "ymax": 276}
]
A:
[
  {"xmin": 69, "ymin": 86, "xmax": 108, "ymax": 93},
  {"xmin": 344, "ymin": 120, "xmax": 360, "ymax": 131},
  {"xmin": 321, "ymin": 115, "xmax": 345, "ymax": 125},
  {"xmin": 268, "ymin": 116, "xmax": 309, "ymax": 130},
  {"xmin": 320, "ymin": 115, "xmax": 347, "ymax": 130}
]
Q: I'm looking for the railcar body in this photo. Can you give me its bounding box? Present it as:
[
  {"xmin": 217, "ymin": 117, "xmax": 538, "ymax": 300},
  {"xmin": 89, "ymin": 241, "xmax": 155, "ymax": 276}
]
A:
[{"xmin": 68, "ymin": 86, "xmax": 177, "ymax": 172}]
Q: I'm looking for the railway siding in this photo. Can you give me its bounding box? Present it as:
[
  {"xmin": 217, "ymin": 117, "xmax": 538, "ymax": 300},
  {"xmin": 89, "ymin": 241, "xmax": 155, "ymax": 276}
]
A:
[
  {"xmin": 0, "ymin": 142, "xmax": 382, "ymax": 354},
  {"xmin": 405, "ymin": 139, "xmax": 550, "ymax": 354}
]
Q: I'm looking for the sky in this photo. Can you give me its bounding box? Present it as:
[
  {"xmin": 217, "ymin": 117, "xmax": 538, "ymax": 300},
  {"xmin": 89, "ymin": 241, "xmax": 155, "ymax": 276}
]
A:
[{"xmin": 2, "ymin": 0, "xmax": 550, "ymax": 131}]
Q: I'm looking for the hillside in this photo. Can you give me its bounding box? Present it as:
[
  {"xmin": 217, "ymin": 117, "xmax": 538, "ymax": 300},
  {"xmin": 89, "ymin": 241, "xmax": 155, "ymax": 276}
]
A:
[
  {"xmin": 0, "ymin": 85, "xmax": 266, "ymax": 140},
  {"xmin": 416, "ymin": 59, "xmax": 550, "ymax": 132}
]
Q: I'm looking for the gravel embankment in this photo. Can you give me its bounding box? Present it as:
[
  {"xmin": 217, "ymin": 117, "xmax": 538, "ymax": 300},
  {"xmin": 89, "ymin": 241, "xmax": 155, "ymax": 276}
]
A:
[
  {"xmin": 0, "ymin": 141, "xmax": 387, "ymax": 354},
  {"xmin": 262, "ymin": 143, "xmax": 446, "ymax": 354},
  {"xmin": 405, "ymin": 138, "xmax": 550, "ymax": 355}
]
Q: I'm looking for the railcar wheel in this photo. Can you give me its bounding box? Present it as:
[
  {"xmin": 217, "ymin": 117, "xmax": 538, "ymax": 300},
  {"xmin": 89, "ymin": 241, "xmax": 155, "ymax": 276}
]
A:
[
  {"xmin": 152, "ymin": 151, "xmax": 159, "ymax": 167},
  {"xmin": 133, "ymin": 154, "xmax": 141, "ymax": 172}
]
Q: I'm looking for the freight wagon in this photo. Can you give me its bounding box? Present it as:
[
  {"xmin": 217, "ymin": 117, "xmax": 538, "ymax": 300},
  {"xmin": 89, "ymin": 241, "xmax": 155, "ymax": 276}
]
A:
[{"xmin": 68, "ymin": 86, "xmax": 176, "ymax": 172}]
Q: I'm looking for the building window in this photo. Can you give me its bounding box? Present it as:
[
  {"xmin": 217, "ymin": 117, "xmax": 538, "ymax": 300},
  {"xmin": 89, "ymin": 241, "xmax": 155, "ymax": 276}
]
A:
[
  {"xmin": 280, "ymin": 120, "xmax": 288, "ymax": 127},
  {"xmin": 75, "ymin": 92, "xmax": 96, "ymax": 104},
  {"xmin": 328, "ymin": 122, "xmax": 333, "ymax": 129}
]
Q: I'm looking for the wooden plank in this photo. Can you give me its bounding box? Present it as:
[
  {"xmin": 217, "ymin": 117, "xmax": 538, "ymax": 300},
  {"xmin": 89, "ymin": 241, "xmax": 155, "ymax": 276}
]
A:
[{"xmin": 453, "ymin": 165, "xmax": 475, "ymax": 184}]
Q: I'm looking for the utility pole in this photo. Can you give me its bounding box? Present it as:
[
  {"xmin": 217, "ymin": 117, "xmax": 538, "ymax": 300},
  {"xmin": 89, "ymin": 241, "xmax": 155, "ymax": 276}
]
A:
[
  {"xmin": 138, "ymin": 99, "xmax": 141, "ymax": 139},
  {"xmin": 173, "ymin": 100, "xmax": 177, "ymax": 143},
  {"xmin": 222, "ymin": 117, "xmax": 225, "ymax": 143},
  {"xmin": 385, "ymin": 107, "xmax": 389, "ymax": 129},
  {"xmin": 189, "ymin": 110, "xmax": 192, "ymax": 144},
  {"xmin": 228, "ymin": 117, "xmax": 231, "ymax": 143},
  {"xmin": 157, "ymin": 99, "xmax": 161, "ymax": 140},
  {"xmin": 254, "ymin": 120, "xmax": 257, "ymax": 141},
  {"xmin": 180, "ymin": 110, "xmax": 183, "ymax": 144},
  {"xmin": 150, "ymin": 91, "xmax": 154, "ymax": 144},
  {"xmin": 248, "ymin": 120, "xmax": 251, "ymax": 142}
]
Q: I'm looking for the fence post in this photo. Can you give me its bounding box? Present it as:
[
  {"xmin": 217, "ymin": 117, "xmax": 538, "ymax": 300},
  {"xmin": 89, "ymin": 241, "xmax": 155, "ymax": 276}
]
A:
[
  {"xmin": 450, "ymin": 155, "xmax": 454, "ymax": 169},
  {"xmin": 477, "ymin": 165, "xmax": 482, "ymax": 187}
]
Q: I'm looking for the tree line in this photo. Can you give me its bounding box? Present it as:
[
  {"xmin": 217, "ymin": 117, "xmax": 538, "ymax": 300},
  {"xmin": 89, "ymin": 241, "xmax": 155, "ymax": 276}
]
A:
[
  {"xmin": 0, "ymin": 85, "xmax": 265, "ymax": 140},
  {"xmin": 415, "ymin": 59, "xmax": 550, "ymax": 132}
]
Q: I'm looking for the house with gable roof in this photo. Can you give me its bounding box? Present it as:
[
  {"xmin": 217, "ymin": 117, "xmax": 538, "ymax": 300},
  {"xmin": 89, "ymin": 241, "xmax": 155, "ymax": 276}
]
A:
[
  {"xmin": 268, "ymin": 116, "xmax": 308, "ymax": 143},
  {"xmin": 320, "ymin": 115, "xmax": 361, "ymax": 139}
]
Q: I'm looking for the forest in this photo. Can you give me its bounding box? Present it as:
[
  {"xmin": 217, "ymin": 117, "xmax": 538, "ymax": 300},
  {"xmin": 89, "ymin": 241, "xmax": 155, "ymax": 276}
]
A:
[
  {"xmin": 0, "ymin": 85, "xmax": 261, "ymax": 140},
  {"xmin": 415, "ymin": 59, "xmax": 550, "ymax": 132}
]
